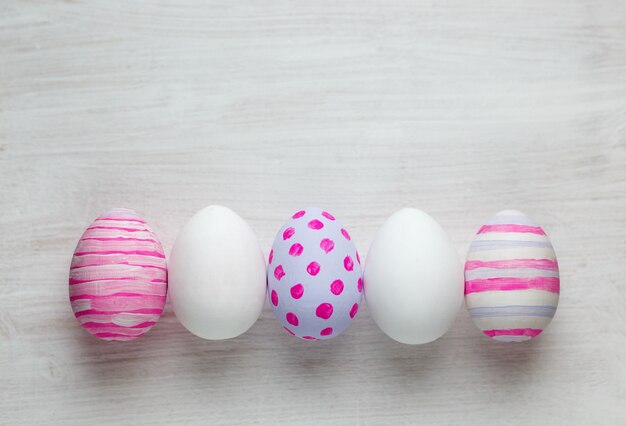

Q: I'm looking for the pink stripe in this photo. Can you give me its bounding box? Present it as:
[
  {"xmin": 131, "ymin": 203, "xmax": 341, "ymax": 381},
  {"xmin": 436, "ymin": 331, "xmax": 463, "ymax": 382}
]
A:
[
  {"xmin": 69, "ymin": 268, "xmax": 165, "ymax": 283},
  {"xmin": 76, "ymin": 313, "xmax": 161, "ymax": 324},
  {"xmin": 70, "ymin": 263, "xmax": 167, "ymax": 272},
  {"xmin": 70, "ymin": 265, "xmax": 164, "ymax": 278},
  {"xmin": 70, "ymin": 273, "xmax": 165, "ymax": 289},
  {"xmin": 69, "ymin": 276, "xmax": 138, "ymax": 285},
  {"xmin": 93, "ymin": 332, "xmax": 146, "ymax": 339},
  {"xmin": 84, "ymin": 327, "xmax": 152, "ymax": 337},
  {"xmin": 86, "ymin": 327, "xmax": 149, "ymax": 337},
  {"xmin": 70, "ymin": 282, "xmax": 166, "ymax": 297},
  {"xmin": 73, "ymin": 250, "xmax": 165, "ymax": 258},
  {"xmin": 465, "ymin": 277, "xmax": 560, "ymax": 294},
  {"xmin": 465, "ymin": 259, "xmax": 558, "ymax": 271},
  {"xmin": 70, "ymin": 293, "xmax": 166, "ymax": 301},
  {"xmin": 81, "ymin": 237, "xmax": 158, "ymax": 243},
  {"xmin": 81, "ymin": 229, "xmax": 156, "ymax": 240},
  {"xmin": 477, "ymin": 224, "xmax": 546, "ymax": 235},
  {"xmin": 87, "ymin": 226, "xmax": 148, "ymax": 233},
  {"xmin": 82, "ymin": 321, "xmax": 156, "ymax": 329},
  {"xmin": 77, "ymin": 239, "xmax": 161, "ymax": 252},
  {"xmin": 97, "ymin": 217, "xmax": 146, "ymax": 224},
  {"xmin": 75, "ymin": 308, "xmax": 163, "ymax": 317},
  {"xmin": 82, "ymin": 297, "xmax": 165, "ymax": 311},
  {"xmin": 483, "ymin": 328, "xmax": 543, "ymax": 337}
]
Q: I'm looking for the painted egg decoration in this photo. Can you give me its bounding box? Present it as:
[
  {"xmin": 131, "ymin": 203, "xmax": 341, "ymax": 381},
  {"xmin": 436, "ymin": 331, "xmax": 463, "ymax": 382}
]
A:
[
  {"xmin": 465, "ymin": 210, "xmax": 560, "ymax": 342},
  {"xmin": 69, "ymin": 208, "xmax": 167, "ymax": 341},
  {"xmin": 268, "ymin": 207, "xmax": 363, "ymax": 340}
]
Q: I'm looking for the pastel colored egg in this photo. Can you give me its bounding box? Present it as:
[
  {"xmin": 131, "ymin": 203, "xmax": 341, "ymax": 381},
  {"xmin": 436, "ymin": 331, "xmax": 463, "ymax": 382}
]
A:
[
  {"xmin": 268, "ymin": 207, "xmax": 362, "ymax": 340},
  {"xmin": 168, "ymin": 205, "xmax": 266, "ymax": 340},
  {"xmin": 69, "ymin": 208, "xmax": 167, "ymax": 341},
  {"xmin": 465, "ymin": 210, "xmax": 560, "ymax": 342},
  {"xmin": 364, "ymin": 208, "xmax": 464, "ymax": 344}
]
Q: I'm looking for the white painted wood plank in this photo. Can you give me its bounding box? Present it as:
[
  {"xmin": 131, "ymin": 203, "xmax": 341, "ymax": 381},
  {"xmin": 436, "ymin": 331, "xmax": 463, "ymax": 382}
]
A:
[{"xmin": 1, "ymin": 1, "xmax": 625, "ymax": 424}]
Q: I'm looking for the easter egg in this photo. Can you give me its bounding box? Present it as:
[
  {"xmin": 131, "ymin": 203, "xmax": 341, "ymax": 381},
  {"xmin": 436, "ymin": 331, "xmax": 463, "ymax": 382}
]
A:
[
  {"xmin": 465, "ymin": 210, "xmax": 560, "ymax": 342},
  {"xmin": 69, "ymin": 208, "xmax": 167, "ymax": 341},
  {"xmin": 364, "ymin": 208, "xmax": 463, "ymax": 344},
  {"xmin": 268, "ymin": 207, "xmax": 362, "ymax": 340},
  {"xmin": 168, "ymin": 205, "xmax": 266, "ymax": 340}
]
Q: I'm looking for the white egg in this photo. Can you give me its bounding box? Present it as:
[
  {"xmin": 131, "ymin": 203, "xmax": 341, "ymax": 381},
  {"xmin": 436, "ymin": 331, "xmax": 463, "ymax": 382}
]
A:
[
  {"xmin": 364, "ymin": 208, "xmax": 463, "ymax": 344},
  {"xmin": 169, "ymin": 205, "xmax": 266, "ymax": 340}
]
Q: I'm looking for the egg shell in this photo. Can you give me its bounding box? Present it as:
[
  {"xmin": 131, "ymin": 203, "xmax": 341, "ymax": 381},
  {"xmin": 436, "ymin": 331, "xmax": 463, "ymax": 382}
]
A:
[
  {"xmin": 168, "ymin": 205, "xmax": 266, "ymax": 340},
  {"xmin": 69, "ymin": 208, "xmax": 167, "ymax": 341},
  {"xmin": 465, "ymin": 210, "xmax": 560, "ymax": 342},
  {"xmin": 268, "ymin": 207, "xmax": 363, "ymax": 340},
  {"xmin": 364, "ymin": 208, "xmax": 464, "ymax": 344}
]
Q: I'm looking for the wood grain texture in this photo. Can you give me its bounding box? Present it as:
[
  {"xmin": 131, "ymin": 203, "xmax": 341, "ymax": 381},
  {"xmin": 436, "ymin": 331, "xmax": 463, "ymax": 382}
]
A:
[{"xmin": 1, "ymin": 1, "xmax": 625, "ymax": 424}]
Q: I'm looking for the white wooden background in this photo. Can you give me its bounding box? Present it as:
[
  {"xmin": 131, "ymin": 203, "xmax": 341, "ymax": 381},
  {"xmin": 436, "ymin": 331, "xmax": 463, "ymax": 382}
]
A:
[{"xmin": 1, "ymin": 1, "xmax": 625, "ymax": 424}]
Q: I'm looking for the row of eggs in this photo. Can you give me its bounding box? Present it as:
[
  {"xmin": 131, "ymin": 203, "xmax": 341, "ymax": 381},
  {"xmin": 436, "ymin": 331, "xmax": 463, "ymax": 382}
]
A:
[{"xmin": 69, "ymin": 206, "xmax": 560, "ymax": 343}]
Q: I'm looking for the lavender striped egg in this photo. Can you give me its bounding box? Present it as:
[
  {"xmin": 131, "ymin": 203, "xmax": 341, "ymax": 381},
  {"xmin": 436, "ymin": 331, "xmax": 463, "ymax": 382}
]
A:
[
  {"xmin": 69, "ymin": 208, "xmax": 167, "ymax": 341},
  {"xmin": 268, "ymin": 207, "xmax": 363, "ymax": 340},
  {"xmin": 465, "ymin": 210, "xmax": 559, "ymax": 342}
]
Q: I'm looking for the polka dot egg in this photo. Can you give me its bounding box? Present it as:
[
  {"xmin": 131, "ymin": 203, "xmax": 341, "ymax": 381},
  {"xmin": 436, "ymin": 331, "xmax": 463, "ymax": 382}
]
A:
[{"xmin": 268, "ymin": 207, "xmax": 363, "ymax": 340}]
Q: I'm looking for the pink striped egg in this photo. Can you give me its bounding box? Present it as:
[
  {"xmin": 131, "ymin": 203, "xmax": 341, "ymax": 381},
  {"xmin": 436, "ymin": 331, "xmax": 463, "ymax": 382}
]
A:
[
  {"xmin": 465, "ymin": 210, "xmax": 560, "ymax": 342},
  {"xmin": 69, "ymin": 208, "xmax": 167, "ymax": 341}
]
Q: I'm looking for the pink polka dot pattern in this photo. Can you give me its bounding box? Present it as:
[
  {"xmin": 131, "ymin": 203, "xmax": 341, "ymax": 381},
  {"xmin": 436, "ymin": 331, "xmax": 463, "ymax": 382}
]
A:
[
  {"xmin": 267, "ymin": 207, "xmax": 363, "ymax": 340},
  {"xmin": 69, "ymin": 208, "xmax": 167, "ymax": 341},
  {"xmin": 308, "ymin": 219, "xmax": 324, "ymax": 230},
  {"xmin": 286, "ymin": 312, "xmax": 299, "ymax": 326},
  {"xmin": 320, "ymin": 238, "xmax": 335, "ymax": 254},
  {"xmin": 316, "ymin": 303, "xmax": 334, "ymax": 319},
  {"xmin": 349, "ymin": 303, "xmax": 359, "ymax": 319},
  {"xmin": 289, "ymin": 243, "xmax": 304, "ymax": 257},
  {"xmin": 344, "ymin": 256, "xmax": 354, "ymax": 271},
  {"xmin": 307, "ymin": 261, "xmax": 321, "ymax": 276},
  {"xmin": 274, "ymin": 265, "xmax": 285, "ymax": 280},
  {"xmin": 330, "ymin": 279, "xmax": 344, "ymax": 295},
  {"xmin": 290, "ymin": 283, "xmax": 304, "ymax": 299},
  {"xmin": 283, "ymin": 227, "xmax": 295, "ymax": 240}
]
